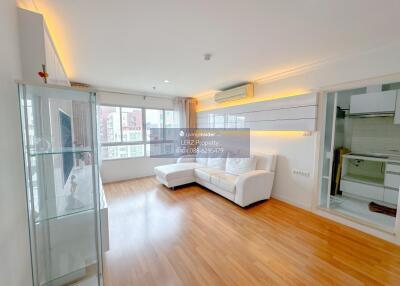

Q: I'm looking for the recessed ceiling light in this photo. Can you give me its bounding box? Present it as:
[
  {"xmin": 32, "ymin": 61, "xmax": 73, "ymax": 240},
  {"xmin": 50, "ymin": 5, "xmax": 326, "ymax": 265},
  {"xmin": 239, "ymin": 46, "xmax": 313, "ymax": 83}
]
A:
[{"xmin": 164, "ymin": 80, "xmax": 170, "ymax": 83}]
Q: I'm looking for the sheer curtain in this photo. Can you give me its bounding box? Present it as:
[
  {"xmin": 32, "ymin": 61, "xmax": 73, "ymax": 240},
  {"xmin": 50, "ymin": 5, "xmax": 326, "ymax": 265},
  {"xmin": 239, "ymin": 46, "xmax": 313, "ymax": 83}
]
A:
[
  {"xmin": 174, "ymin": 97, "xmax": 197, "ymax": 128},
  {"xmin": 72, "ymin": 101, "xmax": 91, "ymax": 148},
  {"xmin": 174, "ymin": 97, "xmax": 197, "ymax": 157}
]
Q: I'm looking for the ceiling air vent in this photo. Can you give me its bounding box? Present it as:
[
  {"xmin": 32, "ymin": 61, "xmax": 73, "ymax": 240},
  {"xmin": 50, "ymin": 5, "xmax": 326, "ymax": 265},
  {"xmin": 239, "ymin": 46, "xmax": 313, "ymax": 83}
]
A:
[{"xmin": 214, "ymin": 83, "xmax": 254, "ymax": 103}]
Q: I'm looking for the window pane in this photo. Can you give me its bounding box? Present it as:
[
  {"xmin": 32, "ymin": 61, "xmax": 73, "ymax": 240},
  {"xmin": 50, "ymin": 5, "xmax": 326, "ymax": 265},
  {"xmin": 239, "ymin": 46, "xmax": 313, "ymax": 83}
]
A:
[
  {"xmin": 101, "ymin": 144, "xmax": 144, "ymax": 160},
  {"xmin": 98, "ymin": 106, "xmax": 121, "ymax": 143},
  {"xmin": 146, "ymin": 143, "xmax": 175, "ymax": 157},
  {"xmin": 165, "ymin": 110, "xmax": 178, "ymax": 140},
  {"xmin": 121, "ymin": 107, "xmax": 143, "ymax": 142},
  {"xmin": 226, "ymin": 115, "xmax": 236, "ymax": 128},
  {"xmin": 146, "ymin": 109, "xmax": 164, "ymax": 141},
  {"xmin": 208, "ymin": 114, "xmax": 214, "ymax": 128},
  {"xmin": 215, "ymin": 115, "xmax": 225, "ymax": 128},
  {"xmin": 165, "ymin": 110, "xmax": 178, "ymax": 128},
  {"xmin": 236, "ymin": 116, "xmax": 245, "ymax": 128}
]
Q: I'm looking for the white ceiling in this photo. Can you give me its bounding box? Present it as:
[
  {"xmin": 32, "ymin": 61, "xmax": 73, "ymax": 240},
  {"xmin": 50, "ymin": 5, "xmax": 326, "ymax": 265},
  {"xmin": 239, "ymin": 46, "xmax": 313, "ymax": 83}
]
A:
[{"xmin": 33, "ymin": 0, "xmax": 400, "ymax": 97}]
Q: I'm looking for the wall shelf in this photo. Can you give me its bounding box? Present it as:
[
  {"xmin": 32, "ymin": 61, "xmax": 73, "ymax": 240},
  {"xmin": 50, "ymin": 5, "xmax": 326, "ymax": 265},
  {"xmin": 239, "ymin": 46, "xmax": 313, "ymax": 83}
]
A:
[
  {"xmin": 35, "ymin": 206, "xmax": 95, "ymax": 224},
  {"xmin": 30, "ymin": 147, "xmax": 93, "ymax": 156}
]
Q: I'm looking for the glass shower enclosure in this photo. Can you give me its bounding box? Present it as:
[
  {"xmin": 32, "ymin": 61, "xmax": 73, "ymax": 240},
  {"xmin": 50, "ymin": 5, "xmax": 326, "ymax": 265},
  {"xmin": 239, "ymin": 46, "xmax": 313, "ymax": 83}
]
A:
[{"xmin": 19, "ymin": 83, "xmax": 103, "ymax": 286}]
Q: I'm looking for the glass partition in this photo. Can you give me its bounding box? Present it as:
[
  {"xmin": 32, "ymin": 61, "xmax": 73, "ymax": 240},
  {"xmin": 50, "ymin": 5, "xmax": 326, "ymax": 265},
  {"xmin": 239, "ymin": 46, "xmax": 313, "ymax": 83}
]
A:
[{"xmin": 319, "ymin": 92, "xmax": 336, "ymax": 208}]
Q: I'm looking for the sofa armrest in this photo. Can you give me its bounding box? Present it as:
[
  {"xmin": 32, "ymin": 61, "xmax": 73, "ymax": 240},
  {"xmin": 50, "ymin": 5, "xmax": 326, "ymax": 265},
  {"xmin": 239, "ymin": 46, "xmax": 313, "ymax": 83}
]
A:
[
  {"xmin": 234, "ymin": 170, "xmax": 275, "ymax": 207},
  {"xmin": 177, "ymin": 155, "xmax": 196, "ymax": 163}
]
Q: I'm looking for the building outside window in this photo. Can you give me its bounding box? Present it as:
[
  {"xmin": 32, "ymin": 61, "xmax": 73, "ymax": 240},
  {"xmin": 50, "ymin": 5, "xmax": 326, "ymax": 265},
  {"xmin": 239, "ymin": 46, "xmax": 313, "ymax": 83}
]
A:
[{"xmin": 98, "ymin": 105, "xmax": 177, "ymax": 160}]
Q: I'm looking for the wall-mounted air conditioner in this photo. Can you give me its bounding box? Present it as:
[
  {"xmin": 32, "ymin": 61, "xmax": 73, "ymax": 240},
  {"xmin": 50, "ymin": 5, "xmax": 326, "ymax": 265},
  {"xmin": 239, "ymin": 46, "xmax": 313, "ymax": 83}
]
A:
[{"xmin": 214, "ymin": 83, "xmax": 254, "ymax": 103}]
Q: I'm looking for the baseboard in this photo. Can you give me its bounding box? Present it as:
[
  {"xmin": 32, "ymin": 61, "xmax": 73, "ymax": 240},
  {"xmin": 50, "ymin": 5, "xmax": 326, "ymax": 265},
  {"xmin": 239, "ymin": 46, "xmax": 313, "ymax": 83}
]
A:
[
  {"xmin": 271, "ymin": 194, "xmax": 312, "ymax": 210},
  {"xmin": 102, "ymin": 174, "xmax": 154, "ymax": 184}
]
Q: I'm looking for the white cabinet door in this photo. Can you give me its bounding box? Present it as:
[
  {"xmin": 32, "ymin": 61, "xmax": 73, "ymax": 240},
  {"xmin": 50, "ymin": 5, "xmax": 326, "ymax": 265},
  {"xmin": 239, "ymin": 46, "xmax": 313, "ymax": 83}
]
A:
[
  {"xmin": 340, "ymin": 179, "xmax": 384, "ymax": 201},
  {"xmin": 386, "ymin": 163, "xmax": 400, "ymax": 173},
  {"xmin": 383, "ymin": 188, "xmax": 399, "ymax": 205},
  {"xmin": 350, "ymin": 90, "xmax": 397, "ymax": 114},
  {"xmin": 384, "ymin": 165, "xmax": 400, "ymax": 204},
  {"xmin": 385, "ymin": 173, "xmax": 400, "ymax": 190}
]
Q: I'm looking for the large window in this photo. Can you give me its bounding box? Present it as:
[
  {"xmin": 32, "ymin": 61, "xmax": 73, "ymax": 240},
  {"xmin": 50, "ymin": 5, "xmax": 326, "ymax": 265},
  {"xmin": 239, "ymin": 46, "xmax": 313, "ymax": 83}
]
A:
[
  {"xmin": 122, "ymin": 107, "xmax": 143, "ymax": 142},
  {"xmin": 98, "ymin": 106, "xmax": 121, "ymax": 143},
  {"xmin": 98, "ymin": 105, "xmax": 176, "ymax": 159},
  {"xmin": 146, "ymin": 109, "xmax": 164, "ymax": 141}
]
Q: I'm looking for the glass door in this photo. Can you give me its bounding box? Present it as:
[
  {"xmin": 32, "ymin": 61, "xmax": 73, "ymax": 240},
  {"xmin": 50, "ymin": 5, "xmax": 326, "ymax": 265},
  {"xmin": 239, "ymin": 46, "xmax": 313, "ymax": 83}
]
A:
[
  {"xmin": 19, "ymin": 83, "xmax": 103, "ymax": 286},
  {"xmin": 319, "ymin": 92, "xmax": 337, "ymax": 209},
  {"xmin": 319, "ymin": 86, "xmax": 400, "ymax": 234}
]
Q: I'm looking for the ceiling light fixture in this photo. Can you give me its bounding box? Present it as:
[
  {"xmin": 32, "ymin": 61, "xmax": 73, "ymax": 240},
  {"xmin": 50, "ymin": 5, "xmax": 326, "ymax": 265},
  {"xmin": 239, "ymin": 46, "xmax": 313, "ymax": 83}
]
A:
[{"xmin": 164, "ymin": 80, "xmax": 170, "ymax": 83}]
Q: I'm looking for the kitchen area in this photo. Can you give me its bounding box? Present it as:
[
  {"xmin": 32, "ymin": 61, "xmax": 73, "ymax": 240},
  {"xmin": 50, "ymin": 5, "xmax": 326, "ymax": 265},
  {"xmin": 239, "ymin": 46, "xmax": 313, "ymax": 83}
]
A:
[{"xmin": 320, "ymin": 82, "xmax": 400, "ymax": 233}]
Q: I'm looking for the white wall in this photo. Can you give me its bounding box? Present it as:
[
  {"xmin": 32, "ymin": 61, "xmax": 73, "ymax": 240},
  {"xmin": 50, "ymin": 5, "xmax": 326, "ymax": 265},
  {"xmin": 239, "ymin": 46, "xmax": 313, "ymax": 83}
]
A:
[
  {"xmin": 98, "ymin": 90, "xmax": 175, "ymax": 109},
  {"xmin": 100, "ymin": 157, "xmax": 175, "ymax": 183},
  {"xmin": 98, "ymin": 91, "xmax": 176, "ymax": 183},
  {"xmin": 196, "ymin": 42, "xmax": 400, "ymax": 210},
  {"xmin": 0, "ymin": 0, "xmax": 32, "ymax": 285},
  {"xmin": 251, "ymin": 132, "xmax": 318, "ymax": 209}
]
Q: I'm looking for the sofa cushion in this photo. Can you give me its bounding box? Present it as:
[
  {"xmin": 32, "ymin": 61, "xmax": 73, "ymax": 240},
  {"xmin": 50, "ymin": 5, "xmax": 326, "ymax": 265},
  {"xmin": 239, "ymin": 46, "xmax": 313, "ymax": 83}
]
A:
[
  {"xmin": 154, "ymin": 162, "xmax": 202, "ymax": 181},
  {"xmin": 207, "ymin": 157, "xmax": 226, "ymax": 170},
  {"xmin": 210, "ymin": 173, "xmax": 238, "ymax": 193},
  {"xmin": 194, "ymin": 167, "xmax": 223, "ymax": 182},
  {"xmin": 225, "ymin": 156, "xmax": 257, "ymax": 176}
]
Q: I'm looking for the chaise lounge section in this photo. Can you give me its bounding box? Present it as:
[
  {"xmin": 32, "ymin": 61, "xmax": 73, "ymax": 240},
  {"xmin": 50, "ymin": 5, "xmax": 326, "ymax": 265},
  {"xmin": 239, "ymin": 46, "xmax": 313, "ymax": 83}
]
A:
[{"xmin": 154, "ymin": 154, "xmax": 277, "ymax": 207}]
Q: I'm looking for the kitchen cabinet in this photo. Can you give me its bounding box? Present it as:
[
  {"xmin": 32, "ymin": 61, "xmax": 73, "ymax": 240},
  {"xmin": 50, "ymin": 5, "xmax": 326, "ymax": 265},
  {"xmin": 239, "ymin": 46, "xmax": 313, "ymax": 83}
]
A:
[
  {"xmin": 340, "ymin": 154, "xmax": 385, "ymax": 200},
  {"xmin": 340, "ymin": 179, "xmax": 384, "ymax": 201},
  {"xmin": 386, "ymin": 163, "xmax": 400, "ymax": 173},
  {"xmin": 384, "ymin": 172, "xmax": 400, "ymax": 189},
  {"xmin": 350, "ymin": 90, "xmax": 397, "ymax": 115},
  {"xmin": 384, "ymin": 188, "xmax": 399, "ymax": 205},
  {"xmin": 320, "ymin": 89, "xmax": 400, "ymax": 234},
  {"xmin": 340, "ymin": 155, "xmax": 400, "ymax": 205},
  {"xmin": 384, "ymin": 163, "xmax": 400, "ymax": 204}
]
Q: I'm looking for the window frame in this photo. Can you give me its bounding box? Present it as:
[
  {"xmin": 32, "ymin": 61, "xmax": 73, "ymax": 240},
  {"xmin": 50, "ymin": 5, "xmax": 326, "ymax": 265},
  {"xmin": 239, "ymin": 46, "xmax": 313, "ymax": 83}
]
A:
[{"xmin": 98, "ymin": 104, "xmax": 175, "ymax": 160}]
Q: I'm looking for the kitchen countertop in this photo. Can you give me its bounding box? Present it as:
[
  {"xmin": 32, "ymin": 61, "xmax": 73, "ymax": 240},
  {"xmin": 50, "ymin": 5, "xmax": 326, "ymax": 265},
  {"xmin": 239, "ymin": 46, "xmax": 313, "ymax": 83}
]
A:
[{"xmin": 343, "ymin": 152, "xmax": 400, "ymax": 163}]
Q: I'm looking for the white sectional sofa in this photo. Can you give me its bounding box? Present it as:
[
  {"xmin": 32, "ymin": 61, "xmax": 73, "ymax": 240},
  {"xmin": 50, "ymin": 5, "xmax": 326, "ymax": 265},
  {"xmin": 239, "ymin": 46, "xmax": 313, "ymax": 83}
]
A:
[{"xmin": 154, "ymin": 154, "xmax": 277, "ymax": 207}]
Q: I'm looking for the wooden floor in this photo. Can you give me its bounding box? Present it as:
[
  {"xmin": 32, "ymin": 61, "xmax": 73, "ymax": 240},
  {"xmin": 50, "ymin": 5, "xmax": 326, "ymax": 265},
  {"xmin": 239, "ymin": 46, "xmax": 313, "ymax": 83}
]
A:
[{"xmin": 103, "ymin": 177, "xmax": 400, "ymax": 286}]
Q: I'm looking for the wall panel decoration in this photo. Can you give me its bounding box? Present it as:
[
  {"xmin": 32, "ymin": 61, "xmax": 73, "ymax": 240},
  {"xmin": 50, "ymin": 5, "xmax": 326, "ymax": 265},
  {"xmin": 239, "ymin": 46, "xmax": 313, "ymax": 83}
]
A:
[{"xmin": 197, "ymin": 93, "xmax": 318, "ymax": 131}]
